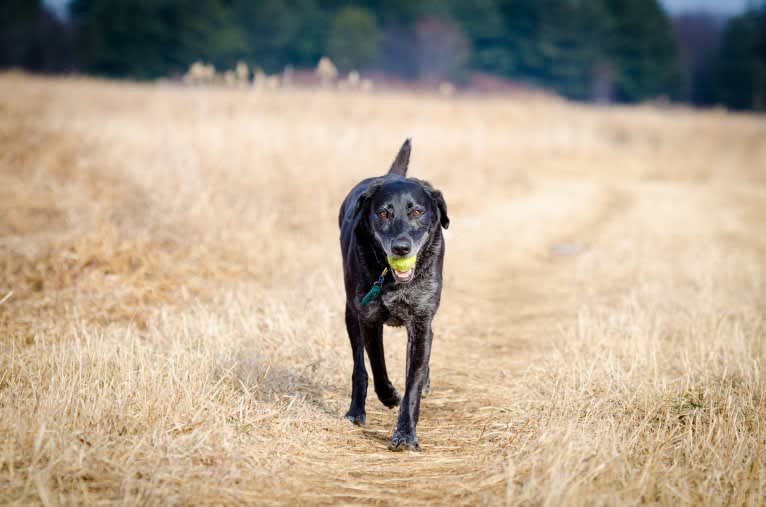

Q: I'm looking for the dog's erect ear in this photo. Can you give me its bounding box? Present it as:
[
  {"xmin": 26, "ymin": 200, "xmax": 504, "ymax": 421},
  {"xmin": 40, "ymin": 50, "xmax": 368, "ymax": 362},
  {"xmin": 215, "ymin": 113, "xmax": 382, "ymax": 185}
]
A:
[{"xmin": 388, "ymin": 138, "xmax": 411, "ymax": 176}]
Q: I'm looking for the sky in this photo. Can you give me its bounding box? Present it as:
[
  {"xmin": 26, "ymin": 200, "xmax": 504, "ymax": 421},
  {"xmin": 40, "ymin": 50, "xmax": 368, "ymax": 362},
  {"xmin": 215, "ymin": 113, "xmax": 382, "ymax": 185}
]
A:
[
  {"xmin": 43, "ymin": 0, "xmax": 756, "ymax": 19},
  {"xmin": 661, "ymin": 0, "xmax": 753, "ymax": 14}
]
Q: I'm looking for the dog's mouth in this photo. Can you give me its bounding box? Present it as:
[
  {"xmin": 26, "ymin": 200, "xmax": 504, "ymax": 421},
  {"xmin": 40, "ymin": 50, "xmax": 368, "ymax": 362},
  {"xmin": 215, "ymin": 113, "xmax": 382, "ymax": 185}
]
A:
[
  {"xmin": 387, "ymin": 254, "xmax": 417, "ymax": 284},
  {"xmin": 391, "ymin": 267, "xmax": 415, "ymax": 283}
]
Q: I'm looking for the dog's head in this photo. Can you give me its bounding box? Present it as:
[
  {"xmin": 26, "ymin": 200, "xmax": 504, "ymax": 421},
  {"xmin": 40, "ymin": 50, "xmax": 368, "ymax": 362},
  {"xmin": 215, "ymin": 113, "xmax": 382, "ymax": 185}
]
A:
[{"xmin": 355, "ymin": 141, "xmax": 449, "ymax": 283}]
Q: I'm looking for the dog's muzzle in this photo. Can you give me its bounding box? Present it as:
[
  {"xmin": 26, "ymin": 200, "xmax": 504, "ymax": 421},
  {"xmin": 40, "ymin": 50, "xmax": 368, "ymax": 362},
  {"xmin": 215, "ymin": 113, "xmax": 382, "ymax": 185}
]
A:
[{"xmin": 388, "ymin": 255, "xmax": 417, "ymax": 283}]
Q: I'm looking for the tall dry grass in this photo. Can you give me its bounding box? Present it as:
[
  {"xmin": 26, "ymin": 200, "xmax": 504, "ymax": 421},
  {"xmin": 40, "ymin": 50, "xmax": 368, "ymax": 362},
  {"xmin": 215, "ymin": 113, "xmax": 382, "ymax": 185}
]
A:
[{"xmin": 1, "ymin": 72, "xmax": 765, "ymax": 505}]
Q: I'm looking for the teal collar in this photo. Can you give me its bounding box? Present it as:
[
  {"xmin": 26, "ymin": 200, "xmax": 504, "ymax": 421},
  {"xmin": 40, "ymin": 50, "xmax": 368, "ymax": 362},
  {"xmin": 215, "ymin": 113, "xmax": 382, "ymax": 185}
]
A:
[{"xmin": 361, "ymin": 267, "xmax": 388, "ymax": 305}]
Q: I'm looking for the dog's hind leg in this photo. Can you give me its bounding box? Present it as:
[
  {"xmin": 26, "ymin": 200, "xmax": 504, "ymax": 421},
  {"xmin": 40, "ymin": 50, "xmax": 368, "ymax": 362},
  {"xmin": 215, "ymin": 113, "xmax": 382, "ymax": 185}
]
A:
[
  {"xmin": 344, "ymin": 304, "xmax": 368, "ymax": 425},
  {"xmin": 363, "ymin": 323, "xmax": 401, "ymax": 408}
]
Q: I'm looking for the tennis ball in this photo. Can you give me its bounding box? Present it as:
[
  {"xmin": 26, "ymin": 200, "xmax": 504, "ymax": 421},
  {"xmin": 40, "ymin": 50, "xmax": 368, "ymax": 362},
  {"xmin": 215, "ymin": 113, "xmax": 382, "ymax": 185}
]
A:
[{"xmin": 387, "ymin": 255, "xmax": 417, "ymax": 271}]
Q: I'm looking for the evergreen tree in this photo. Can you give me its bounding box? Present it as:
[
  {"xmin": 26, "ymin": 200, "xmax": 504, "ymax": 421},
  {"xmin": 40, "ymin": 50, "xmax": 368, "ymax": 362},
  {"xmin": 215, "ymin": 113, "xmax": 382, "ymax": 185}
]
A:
[
  {"xmin": 62, "ymin": 0, "xmax": 694, "ymax": 107},
  {"xmin": 494, "ymin": 0, "xmax": 546, "ymax": 79},
  {"xmin": 451, "ymin": 0, "xmax": 507, "ymax": 75},
  {"xmin": 1, "ymin": 0, "xmax": 75, "ymax": 72},
  {"xmin": 326, "ymin": 6, "xmax": 380, "ymax": 71},
  {"xmin": 714, "ymin": 5, "xmax": 766, "ymax": 110},
  {"xmin": 481, "ymin": 0, "xmax": 616, "ymax": 100},
  {"xmin": 229, "ymin": 0, "xmax": 324, "ymax": 73},
  {"xmin": 71, "ymin": 0, "xmax": 246, "ymax": 78},
  {"xmin": 603, "ymin": 0, "xmax": 682, "ymax": 101},
  {"xmin": 535, "ymin": 0, "xmax": 616, "ymax": 100}
]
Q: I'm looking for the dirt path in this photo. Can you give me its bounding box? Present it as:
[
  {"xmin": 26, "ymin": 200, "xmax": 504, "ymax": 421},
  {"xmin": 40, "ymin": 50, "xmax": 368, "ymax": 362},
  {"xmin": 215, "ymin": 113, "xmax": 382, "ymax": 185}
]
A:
[
  {"xmin": 255, "ymin": 178, "xmax": 635, "ymax": 505},
  {"xmin": 283, "ymin": 174, "xmax": 764, "ymax": 505}
]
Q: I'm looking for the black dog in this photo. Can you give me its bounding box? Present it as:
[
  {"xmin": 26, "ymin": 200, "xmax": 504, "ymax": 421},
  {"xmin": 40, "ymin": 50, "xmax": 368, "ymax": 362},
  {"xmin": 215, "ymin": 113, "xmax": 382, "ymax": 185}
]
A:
[{"xmin": 338, "ymin": 139, "xmax": 449, "ymax": 451}]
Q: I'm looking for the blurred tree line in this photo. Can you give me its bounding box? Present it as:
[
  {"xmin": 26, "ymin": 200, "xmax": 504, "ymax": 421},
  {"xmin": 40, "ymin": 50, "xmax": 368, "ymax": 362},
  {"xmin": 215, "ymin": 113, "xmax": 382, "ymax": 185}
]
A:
[{"xmin": 1, "ymin": 0, "xmax": 765, "ymax": 110}]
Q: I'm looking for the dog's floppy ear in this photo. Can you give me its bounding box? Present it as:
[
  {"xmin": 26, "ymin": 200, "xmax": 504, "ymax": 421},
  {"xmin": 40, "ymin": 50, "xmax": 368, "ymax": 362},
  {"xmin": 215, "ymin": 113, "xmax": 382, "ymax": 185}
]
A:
[
  {"xmin": 429, "ymin": 188, "xmax": 449, "ymax": 229},
  {"xmin": 388, "ymin": 138, "xmax": 411, "ymax": 176},
  {"xmin": 354, "ymin": 179, "xmax": 383, "ymax": 219},
  {"xmin": 416, "ymin": 179, "xmax": 449, "ymax": 230}
]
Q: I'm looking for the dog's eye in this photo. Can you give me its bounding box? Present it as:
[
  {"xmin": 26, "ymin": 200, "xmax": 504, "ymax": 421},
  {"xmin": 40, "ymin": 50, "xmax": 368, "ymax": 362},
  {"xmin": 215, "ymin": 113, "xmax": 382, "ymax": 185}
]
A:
[
  {"xmin": 409, "ymin": 209, "xmax": 424, "ymax": 218},
  {"xmin": 377, "ymin": 210, "xmax": 390, "ymax": 219}
]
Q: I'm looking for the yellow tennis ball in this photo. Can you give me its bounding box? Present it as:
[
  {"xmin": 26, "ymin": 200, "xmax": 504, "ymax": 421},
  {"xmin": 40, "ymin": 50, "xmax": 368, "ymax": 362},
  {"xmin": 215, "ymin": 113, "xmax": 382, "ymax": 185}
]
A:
[{"xmin": 387, "ymin": 255, "xmax": 417, "ymax": 271}]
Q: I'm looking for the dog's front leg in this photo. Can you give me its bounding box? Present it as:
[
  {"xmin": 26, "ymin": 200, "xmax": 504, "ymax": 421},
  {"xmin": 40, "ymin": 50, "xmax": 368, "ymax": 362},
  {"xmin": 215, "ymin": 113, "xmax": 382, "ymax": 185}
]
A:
[
  {"xmin": 389, "ymin": 318, "xmax": 432, "ymax": 451},
  {"xmin": 363, "ymin": 322, "xmax": 401, "ymax": 409}
]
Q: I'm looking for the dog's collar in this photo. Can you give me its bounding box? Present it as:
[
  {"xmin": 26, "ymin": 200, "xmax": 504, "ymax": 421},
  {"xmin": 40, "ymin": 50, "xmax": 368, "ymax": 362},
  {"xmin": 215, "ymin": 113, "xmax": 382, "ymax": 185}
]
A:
[{"xmin": 361, "ymin": 267, "xmax": 388, "ymax": 305}]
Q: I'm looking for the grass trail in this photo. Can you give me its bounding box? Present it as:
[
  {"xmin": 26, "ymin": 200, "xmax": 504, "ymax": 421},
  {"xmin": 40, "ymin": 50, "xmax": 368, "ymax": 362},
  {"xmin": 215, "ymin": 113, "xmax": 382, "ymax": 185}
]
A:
[{"xmin": 1, "ymin": 73, "xmax": 765, "ymax": 505}]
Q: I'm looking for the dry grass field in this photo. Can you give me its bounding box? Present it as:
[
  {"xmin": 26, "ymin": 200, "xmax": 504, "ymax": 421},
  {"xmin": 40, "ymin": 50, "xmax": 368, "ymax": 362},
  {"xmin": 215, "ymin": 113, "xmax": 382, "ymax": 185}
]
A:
[{"xmin": 1, "ymin": 72, "xmax": 765, "ymax": 505}]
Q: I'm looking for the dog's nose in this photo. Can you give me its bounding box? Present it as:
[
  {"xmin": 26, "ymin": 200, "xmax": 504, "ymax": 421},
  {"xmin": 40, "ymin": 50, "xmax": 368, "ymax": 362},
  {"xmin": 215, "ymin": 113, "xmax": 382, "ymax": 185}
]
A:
[{"xmin": 391, "ymin": 239, "xmax": 411, "ymax": 257}]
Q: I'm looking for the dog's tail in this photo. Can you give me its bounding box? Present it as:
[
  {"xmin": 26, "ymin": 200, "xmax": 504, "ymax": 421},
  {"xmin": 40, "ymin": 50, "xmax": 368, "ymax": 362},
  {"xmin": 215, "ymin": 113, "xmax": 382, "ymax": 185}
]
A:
[{"xmin": 388, "ymin": 138, "xmax": 411, "ymax": 176}]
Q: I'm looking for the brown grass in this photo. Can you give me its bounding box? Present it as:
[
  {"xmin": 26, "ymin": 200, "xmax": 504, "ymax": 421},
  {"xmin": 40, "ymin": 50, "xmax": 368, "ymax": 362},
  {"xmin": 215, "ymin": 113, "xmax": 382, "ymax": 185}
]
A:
[{"xmin": 1, "ymin": 72, "xmax": 765, "ymax": 505}]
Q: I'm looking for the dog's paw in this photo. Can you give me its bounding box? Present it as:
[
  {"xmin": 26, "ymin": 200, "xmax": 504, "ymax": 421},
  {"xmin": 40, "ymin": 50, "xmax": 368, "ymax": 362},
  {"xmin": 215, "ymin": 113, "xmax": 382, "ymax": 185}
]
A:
[
  {"xmin": 377, "ymin": 386, "xmax": 402, "ymax": 408},
  {"xmin": 344, "ymin": 410, "xmax": 366, "ymax": 426},
  {"xmin": 421, "ymin": 378, "xmax": 431, "ymax": 398},
  {"xmin": 388, "ymin": 431, "xmax": 419, "ymax": 451}
]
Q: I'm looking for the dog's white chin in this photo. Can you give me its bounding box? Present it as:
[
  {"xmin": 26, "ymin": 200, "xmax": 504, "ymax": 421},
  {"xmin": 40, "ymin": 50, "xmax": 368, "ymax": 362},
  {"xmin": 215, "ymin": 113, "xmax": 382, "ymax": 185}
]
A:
[{"xmin": 392, "ymin": 268, "xmax": 414, "ymax": 283}]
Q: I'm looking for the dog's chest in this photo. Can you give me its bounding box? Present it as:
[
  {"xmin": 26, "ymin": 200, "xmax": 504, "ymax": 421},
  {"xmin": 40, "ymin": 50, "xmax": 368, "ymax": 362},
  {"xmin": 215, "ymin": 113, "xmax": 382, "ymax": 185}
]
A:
[
  {"xmin": 381, "ymin": 278, "xmax": 438, "ymax": 326},
  {"xmin": 381, "ymin": 291, "xmax": 411, "ymax": 326}
]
